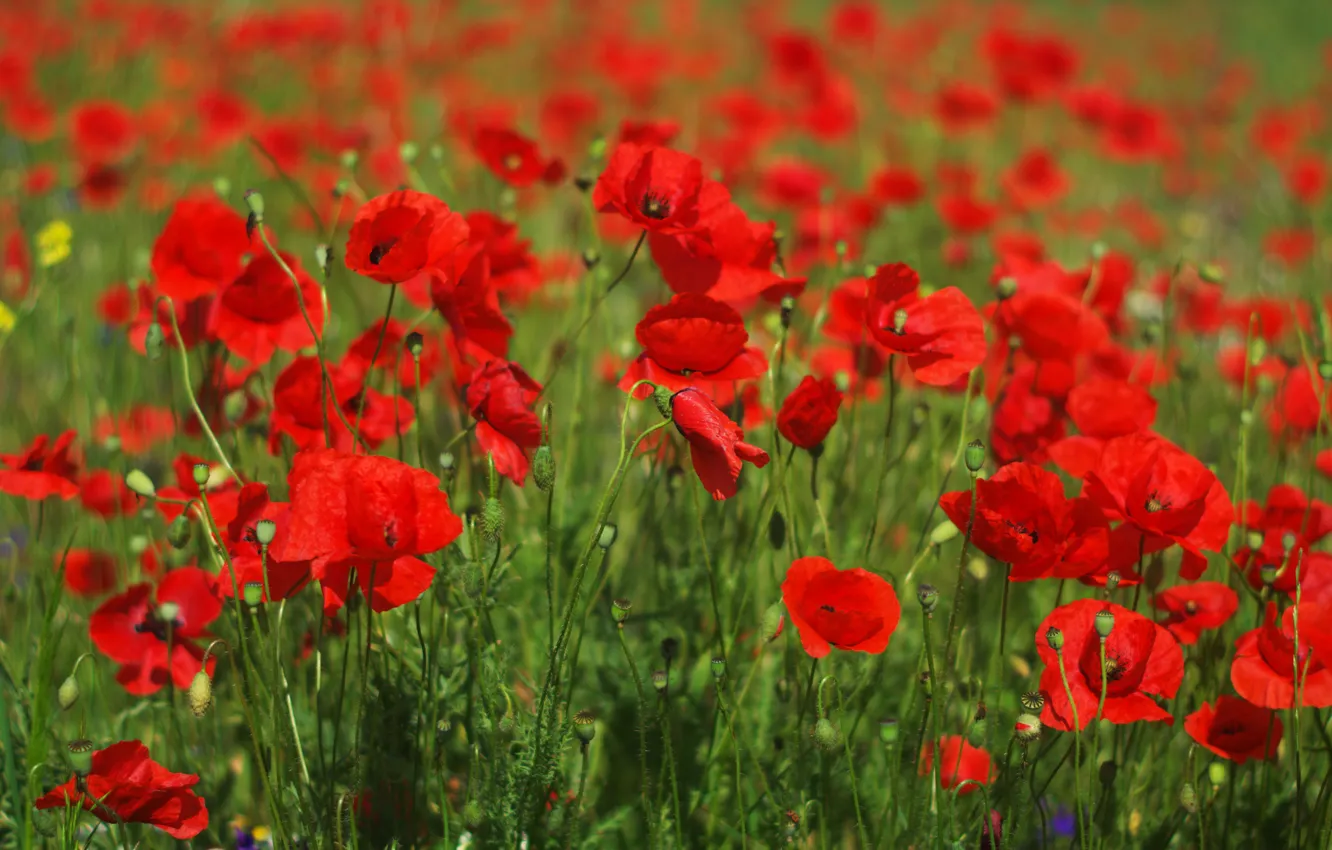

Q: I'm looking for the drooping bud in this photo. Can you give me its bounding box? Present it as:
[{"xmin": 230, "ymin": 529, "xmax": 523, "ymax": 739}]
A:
[
  {"xmin": 812, "ymin": 717, "xmax": 841, "ymax": 751},
  {"xmin": 243, "ymin": 581, "xmax": 264, "ymax": 607},
  {"xmin": 1245, "ymin": 530, "xmax": 1264, "ymax": 551},
  {"xmin": 710, "ymin": 656, "xmax": 726, "ymax": 679},
  {"xmin": 652, "ymin": 384, "xmax": 673, "ymax": 419},
  {"xmin": 1320, "ymin": 360, "xmax": 1332, "ymax": 382},
  {"xmin": 597, "ymin": 522, "xmax": 618, "ymax": 550},
  {"xmin": 1179, "ymin": 782, "xmax": 1198, "ymax": 814},
  {"xmin": 1090, "ymin": 241, "xmax": 1108, "ymax": 261},
  {"xmin": 1281, "ymin": 531, "xmax": 1297, "ymax": 555},
  {"xmin": 581, "ymin": 248, "xmax": 601, "ymax": 270},
  {"xmin": 573, "ymin": 710, "xmax": 597, "ymax": 745},
  {"xmin": 481, "ymin": 497, "xmax": 505, "ymax": 540},
  {"xmin": 188, "ymin": 670, "xmax": 213, "ymax": 718},
  {"xmin": 533, "ymin": 446, "xmax": 555, "ymax": 493},
  {"xmin": 339, "ymin": 149, "xmax": 359, "ymax": 170},
  {"xmin": 57, "ymin": 675, "xmax": 81, "ymax": 711},
  {"xmin": 144, "ymin": 321, "xmax": 165, "ymax": 360},
  {"xmin": 760, "ymin": 602, "xmax": 785, "ymax": 643},
  {"xmin": 917, "ymin": 584, "xmax": 939, "ymax": 616},
  {"xmin": 659, "ymin": 637, "xmax": 679, "ymax": 662},
  {"xmin": 243, "ymin": 189, "xmax": 265, "ymax": 220},
  {"xmin": 965, "ymin": 440, "xmax": 985, "ymax": 474},
  {"xmin": 255, "ymin": 519, "xmax": 277, "ymax": 547},
  {"xmin": 780, "ymin": 295, "xmax": 795, "ymax": 330},
  {"xmin": 1094, "ymin": 609, "xmax": 1115, "ymax": 639},
  {"xmin": 213, "ymin": 176, "xmax": 231, "ymax": 199},
  {"xmin": 611, "ymin": 598, "xmax": 632, "ymax": 624},
  {"xmin": 768, "ymin": 510, "xmax": 787, "ymax": 550},
  {"xmin": 67, "ymin": 739, "xmax": 95, "ymax": 777},
  {"xmin": 928, "ymin": 521, "xmax": 960, "ymax": 547},
  {"xmin": 166, "ymin": 515, "xmax": 192, "ymax": 550},
  {"xmin": 1045, "ymin": 627, "xmax": 1064, "ymax": 652}
]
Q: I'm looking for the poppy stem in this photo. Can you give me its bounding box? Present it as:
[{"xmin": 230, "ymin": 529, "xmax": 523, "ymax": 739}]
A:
[
  {"xmin": 942, "ymin": 473, "xmax": 978, "ymax": 673},
  {"xmin": 352, "ymin": 283, "xmax": 398, "ymax": 452},
  {"xmin": 1054, "ymin": 650, "xmax": 1087, "ymax": 850},
  {"xmin": 691, "ymin": 481, "xmax": 728, "ymax": 665},
  {"xmin": 615, "ymin": 624, "xmax": 654, "ymax": 842},
  {"xmin": 861, "ymin": 360, "xmax": 897, "ymax": 560},
  {"xmin": 158, "ymin": 298, "xmax": 237, "ymax": 481}
]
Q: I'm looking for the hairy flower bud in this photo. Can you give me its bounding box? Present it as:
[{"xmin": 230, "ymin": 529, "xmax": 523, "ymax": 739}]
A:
[
  {"xmin": 812, "ymin": 717, "xmax": 841, "ymax": 751},
  {"xmin": 125, "ymin": 468, "xmax": 156, "ymax": 499},
  {"xmin": 481, "ymin": 497, "xmax": 505, "ymax": 541},
  {"xmin": 996, "ymin": 277, "xmax": 1018, "ymax": 300},
  {"xmin": 1015, "ymin": 713, "xmax": 1042, "ymax": 742},
  {"xmin": 533, "ymin": 445, "xmax": 555, "ymax": 493},
  {"xmin": 928, "ymin": 521, "xmax": 960, "ymax": 547},
  {"xmin": 760, "ymin": 602, "xmax": 785, "ymax": 643},
  {"xmin": 597, "ymin": 522, "xmax": 618, "ymax": 550},
  {"xmin": 166, "ymin": 515, "xmax": 192, "ymax": 550},
  {"xmin": 188, "ymin": 670, "xmax": 213, "ymax": 718},
  {"xmin": 917, "ymin": 584, "xmax": 939, "ymax": 616},
  {"xmin": 1179, "ymin": 782, "xmax": 1198, "ymax": 814},
  {"xmin": 652, "ymin": 384, "xmax": 673, "ymax": 419}
]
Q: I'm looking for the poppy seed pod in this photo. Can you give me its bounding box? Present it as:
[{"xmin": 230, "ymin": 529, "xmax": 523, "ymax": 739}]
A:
[
  {"xmin": 1021, "ymin": 691, "xmax": 1045, "ymax": 712},
  {"xmin": 1045, "ymin": 627, "xmax": 1064, "ymax": 652},
  {"xmin": 710, "ymin": 656, "xmax": 726, "ymax": 679},
  {"xmin": 573, "ymin": 709, "xmax": 597, "ymax": 744},
  {"xmin": 187, "ymin": 670, "xmax": 212, "ymax": 718},
  {"xmin": 405, "ymin": 331, "xmax": 424, "ymax": 357},
  {"xmin": 143, "ymin": 322, "xmax": 165, "ymax": 360},
  {"xmin": 1259, "ymin": 564, "xmax": 1278, "ymax": 587},
  {"xmin": 398, "ymin": 141, "xmax": 419, "ymax": 164},
  {"xmin": 1103, "ymin": 571, "xmax": 1121, "ymax": 593},
  {"xmin": 338, "ymin": 149, "xmax": 358, "ymax": 169},
  {"xmin": 964, "ymin": 440, "xmax": 985, "ymax": 474},
  {"xmin": 651, "ymin": 669, "xmax": 668, "ymax": 694},
  {"xmin": 191, "ymin": 463, "xmax": 210, "ymax": 487},
  {"xmin": 917, "ymin": 583, "xmax": 940, "ymax": 615},
  {"xmin": 1095, "ymin": 609, "xmax": 1115, "ymax": 639},
  {"xmin": 659, "ymin": 637, "xmax": 679, "ymax": 662},
  {"xmin": 533, "ymin": 445, "xmax": 555, "ymax": 493},
  {"xmin": 166, "ymin": 515, "xmax": 192, "ymax": 550},
  {"xmin": 878, "ymin": 719, "xmax": 899, "ymax": 745},
  {"xmin": 213, "ymin": 177, "xmax": 231, "ymax": 198},
  {"xmin": 481, "ymin": 497, "xmax": 505, "ymax": 540},
  {"xmin": 242, "ymin": 582, "xmax": 264, "ymax": 607},
  {"xmin": 812, "ymin": 717, "xmax": 841, "ymax": 751},
  {"xmin": 1320, "ymin": 360, "xmax": 1332, "ymax": 381},
  {"xmin": 254, "ymin": 518, "xmax": 277, "ymax": 547},
  {"xmin": 243, "ymin": 189, "xmax": 265, "ymax": 220},
  {"xmin": 67, "ymin": 739, "xmax": 95, "ymax": 777},
  {"xmin": 996, "ymin": 276, "xmax": 1018, "ymax": 300},
  {"xmin": 611, "ymin": 598, "xmax": 632, "ymax": 624}
]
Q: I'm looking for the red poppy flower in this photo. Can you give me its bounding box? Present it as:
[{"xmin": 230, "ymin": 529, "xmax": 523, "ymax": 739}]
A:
[
  {"xmin": 937, "ymin": 193, "xmax": 999, "ymax": 234},
  {"xmin": 89, "ymin": 567, "xmax": 222, "ymax": 695},
  {"xmin": 79, "ymin": 470, "xmax": 137, "ymax": 518},
  {"xmin": 1235, "ymin": 484, "xmax": 1332, "ymax": 595},
  {"xmin": 35, "ymin": 740, "xmax": 208, "ymax": 839},
  {"xmin": 865, "ymin": 262, "xmax": 986, "ymax": 386},
  {"xmin": 0, "ymin": 430, "xmax": 81, "ymax": 501},
  {"xmin": 1152, "ymin": 582, "xmax": 1238, "ymax": 645},
  {"xmin": 1286, "ymin": 156, "xmax": 1327, "ymax": 206},
  {"xmin": 210, "ymin": 251, "xmax": 324, "ymax": 366},
  {"xmin": 279, "ymin": 449, "xmax": 462, "ymax": 613},
  {"xmin": 345, "ymin": 190, "xmax": 470, "ymax": 285},
  {"xmin": 670, "ymin": 388, "xmax": 770, "ymax": 500},
  {"xmin": 1067, "ymin": 377, "xmax": 1157, "ymax": 439},
  {"xmin": 919, "ymin": 736, "xmax": 994, "ymax": 793},
  {"xmin": 465, "ymin": 359, "xmax": 543, "ymax": 486},
  {"xmin": 989, "ymin": 362, "xmax": 1068, "ymax": 465},
  {"xmin": 70, "ymin": 100, "xmax": 137, "ymax": 163},
  {"xmin": 940, "ymin": 461, "xmax": 1109, "ymax": 582},
  {"xmin": 268, "ymin": 356, "xmax": 412, "ymax": 454},
  {"xmin": 1001, "ymin": 149, "xmax": 1068, "ymax": 210},
  {"xmin": 777, "ymin": 376, "xmax": 843, "ymax": 450},
  {"xmin": 421, "ymin": 238, "xmax": 515, "ymax": 364},
  {"xmin": 93, "ymin": 405, "xmax": 176, "ymax": 455},
  {"xmin": 1318, "ymin": 449, "xmax": 1332, "ymax": 481},
  {"xmin": 992, "ymin": 288, "xmax": 1108, "ymax": 363},
  {"xmin": 1231, "ymin": 602, "xmax": 1332, "ymax": 709},
  {"xmin": 62, "ymin": 549, "xmax": 118, "ymax": 597},
  {"xmin": 472, "ymin": 125, "xmax": 561, "ymax": 188},
  {"xmin": 216, "ymin": 482, "xmax": 312, "ymax": 603},
  {"xmin": 934, "ymin": 82, "xmax": 999, "ymax": 133},
  {"xmin": 1271, "ymin": 365, "xmax": 1330, "ymax": 438},
  {"xmin": 593, "ymin": 142, "xmax": 706, "ymax": 235},
  {"xmin": 619, "ymin": 293, "xmax": 768, "ymax": 397},
  {"xmin": 1184, "ymin": 696, "xmax": 1282, "ymax": 764},
  {"xmin": 1036, "ymin": 600, "xmax": 1184, "ymax": 731},
  {"xmin": 869, "ymin": 166, "xmax": 925, "ymax": 208},
  {"xmin": 150, "ymin": 194, "xmax": 254, "ymax": 303},
  {"xmin": 780, "ymin": 555, "xmax": 900, "ymax": 658},
  {"xmin": 1083, "ymin": 431, "xmax": 1233, "ymax": 580}
]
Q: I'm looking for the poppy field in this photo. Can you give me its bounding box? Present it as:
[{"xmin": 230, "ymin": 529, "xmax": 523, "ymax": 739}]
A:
[{"xmin": 4, "ymin": 0, "xmax": 1332, "ymax": 847}]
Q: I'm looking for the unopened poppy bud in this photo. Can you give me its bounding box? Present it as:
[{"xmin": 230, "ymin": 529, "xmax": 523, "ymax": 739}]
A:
[
  {"xmin": 878, "ymin": 718, "xmax": 899, "ymax": 744},
  {"xmin": 333, "ymin": 179, "xmax": 350, "ymax": 199},
  {"xmin": 768, "ymin": 510, "xmax": 787, "ymax": 550},
  {"xmin": 497, "ymin": 713, "xmax": 515, "ymax": 736},
  {"xmin": 760, "ymin": 602, "xmax": 785, "ymax": 642},
  {"xmin": 67, "ymin": 739, "xmax": 95, "ymax": 776},
  {"xmin": 597, "ymin": 522, "xmax": 617, "ymax": 550},
  {"xmin": 968, "ymin": 716, "xmax": 987, "ymax": 746},
  {"xmin": 243, "ymin": 581, "xmax": 264, "ymax": 607},
  {"xmin": 405, "ymin": 332, "xmax": 424, "ymax": 357},
  {"xmin": 1281, "ymin": 531, "xmax": 1296, "ymax": 554},
  {"xmin": 213, "ymin": 176, "xmax": 231, "ymax": 198},
  {"xmin": 965, "ymin": 440, "xmax": 985, "ymax": 474},
  {"xmin": 533, "ymin": 446, "xmax": 555, "ymax": 493},
  {"xmin": 1179, "ymin": 782, "xmax": 1198, "ymax": 814},
  {"xmin": 439, "ymin": 452, "xmax": 456, "ymax": 474},
  {"xmin": 1015, "ymin": 713, "xmax": 1042, "ymax": 742},
  {"xmin": 812, "ymin": 717, "xmax": 841, "ymax": 751},
  {"xmin": 192, "ymin": 462, "xmax": 210, "ymax": 487},
  {"xmin": 143, "ymin": 321, "xmax": 165, "ymax": 360},
  {"xmin": 611, "ymin": 598, "xmax": 631, "ymax": 624},
  {"xmin": 1021, "ymin": 691, "xmax": 1046, "ymax": 712},
  {"xmin": 1198, "ymin": 263, "xmax": 1224, "ymax": 284},
  {"xmin": 58, "ymin": 675, "xmax": 80, "ymax": 711},
  {"xmin": 573, "ymin": 172, "xmax": 595, "ymax": 192},
  {"xmin": 780, "ymin": 295, "xmax": 796, "ymax": 330},
  {"xmin": 1045, "ymin": 627, "xmax": 1064, "ymax": 652},
  {"xmin": 660, "ymin": 637, "xmax": 679, "ymax": 662},
  {"xmin": 481, "ymin": 497, "xmax": 504, "ymax": 540},
  {"xmin": 1320, "ymin": 360, "xmax": 1332, "ymax": 382},
  {"xmin": 188, "ymin": 670, "xmax": 212, "ymax": 717},
  {"xmin": 916, "ymin": 584, "xmax": 939, "ymax": 616},
  {"xmin": 996, "ymin": 277, "xmax": 1018, "ymax": 300},
  {"xmin": 928, "ymin": 521, "xmax": 959, "ymax": 547},
  {"xmin": 243, "ymin": 188, "xmax": 264, "ymax": 220},
  {"xmin": 710, "ymin": 656, "xmax": 726, "ymax": 679},
  {"xmin": 166, "ymin": 515, "xmax": 192, "ymax": 550},
  {"xmin": 399, "ymin": 141, "xmax": 419, "ymax": 164},
  {"xmin": 587, "ymin": 135, "xmax": 607, "ymax": 161},
  {"xmin": 1208, "ymin": 761, "xmax": 1227, "ymax": 788},
  {"xmin": 314, "ymin": 244, "xmax": 331, "ymax": 276},
  {"xmin": 1099, "ymin": 760, "xmax": 1117, "ymax": 786},
  {"xmin": 463, "ymin": 800, "xmax": 484, "ymax": 830},
  {"xmin": 223, "ymin": 390, "xmax": 248, "ymax": 423},
  {"xmin": 1260, "ymin": 564, "xmax": 1278, "ymax": 587},
  {"xmin": 651, "ymin": 669, "xmax": 668, "ymax": 693},
  {"xmin": 1090, "ymin": 241, "xmax": 1108, "ymax": 261},
  {"xmin": 255, "ymin": 518, "xmax": 276, "ymax": 547},
  {"xmin": 1248, "ymin": 337, "xmax": 1267, "ymax": 366},
  {"xmin": 1095, "ymin": 609, "xmax": 1115, "ymax": 639},
  {"xmin": 1245, "ymin": 530, "xmax": 1264, "ymax": 551},
  {"xmin": 339, "ymin": 149, "xmax": 359, "ymax": 170},
  {"xmin": 573, "ymin": 709, "xmax": 596, "ymax": 745},
  {"xmin": 581, "ymin": 247, "xmax": 600, "ymax": 270},
  {"xmin": 652, "ymin": 384, "xmax": 672, "ymax": 419}
]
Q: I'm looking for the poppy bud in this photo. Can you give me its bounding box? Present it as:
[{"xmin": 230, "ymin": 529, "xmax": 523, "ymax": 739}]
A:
[
  {"xmin": 243, "ymin": 189, "xmax": 265, "ymax": 220},
  {"xmin": 166, "ymin": 515, "xmax": 192, "ymax": 550},
  {"xmin": 143, "ymin": 321, "xmax": 165, "ymax": 360},
  {"xmin": 969, "ymin": 716, "xmax": 987, "ymax": 747},
  {"xmin": 812, "ymin": 717, "xmax": 841, "ymax": 751},
  {"xmin": 497, "ymin": 714, "xmax": 515, "ymax": 736},
  {"xmin": 1245, "ymin": 530, "xmax": 1263, "ymax": 551},
  {"xmin": 651, "ymin": 669, "xmax": 668, "ymax": 694},
  {"xmin": 405, "ymin": 332, "xmax": 424, "ymax": 357},
  {"xmin": 223, "ymin": 390, "xmax": 248, "ymax": 424},
  {"xmin": 611, "ymin": 598, "xmax": 631, "ymax": 624},
  {"xmin": 660, "ymin": 637, "xmax": 679, "ymax": 662},
  {"xmin": 102, "ymin": 435, "xmax": 121, "ymax": 454},
  {"xmin": 1248, "ymin": 337, "xmax": 1267, "ymax": 366},
  {"xmin": 1015, "ymin": 713, "xmax": 1042, "ymax": 742},
  {"xmin": 314, "ymin": 244, "xmax": 332, "ymax": 276},
  {"xmin": 439, "ymin": 452, "xmax": 456, "ymax": 474},
  {"xmin": 67, "ymin": 739, "xmax": 95, "ymax": 777},
  {"xmin": 597, "ymin": 522, "xmax": 617, "ymax": 550},
  {"xmin": 481, "ymin": 497, "xmax": 505, "ymax": 540},
  {"xmin": 1099, "ymin": 760, "xmax": 1117, "ymax": 786},
  {"xmin": 255, "ymin": 518, "xmax": 276, "ymax": 547},
  {"xmin": 339, "ymin": 149, "xmax": 359, "ymax": 170},
  {"xmin": 399, "ymin": 141, "xmax": 419, "ymax": 164},
  {"xmin": 652, "ymin": 384, "xmax": 673, "ymax": 419},
  {"xmin": 57, "ymin": 675, "xmax": 80, "ymax": 711},
  {"xmin": 916, "ymin": 584, "xmax": 939, "ymax": 616},
  {"xmin": 581, "ymin": 248, "xmax": 600, "ymax": 270},
  {"xmin": 573, "ymin": 709, "xmax": 596, "ymax": 745},
  {"xmin": 965, "ymin": 440, "xmax": 985, "ymax": 474},
  {"xmin": 1090, "ymin": 241, "xmax": 1107, "ymax": 261},
  {"xmin": 1320, "ymin": 361, "xmax": 1332, "ymax": 382},
  {"xmin": 710, "ymin": 656, "xmax": 726, "ymax": 679},
  {"xmin": 573, "ymin": 172, "xmax": 595, "ymax": 193},
  {"xmin": 928, "ymin": 520, "xmax": 959, "ymax": 547},
  {"xmin": 996, "ymin": 277, "xmax": 1018, "ymax": 300},
  {"xmin": 1095, "ymin": 609, "xmax": 1115, "ymax": 639},
  {"xmin": 188, "ymin": 670, "xmax": 212, "ymax": 717},
  {"xmin": 780, "ymin": 295, "xmax": 795, "ymax": 330},
  {"xmin": 1208, "ymin": 761, "xmax": 1227, "ymax": 788},
  {"xmin": 1045, "ymin": 627, "xmax": 1064, "ymax": 652},
  {"xmin": 768, "ymin": 510, "xmax": 787, "ymax": 550},
  {"xmin": 878, "ymin": 719, "xmax": 899, "ymax": 744},
  {"xmin": 1198, "ymin": 263, "xmax": 1224, "ymax": 284},
  {"xmin": 1021, "ymin": 690, "xmax": 1045, "ymax": 712},
  {"xmin": 533, "ymin": 445, "xmax": 555, "ymax": 493},
  {"xmin": 463, "ymin": 800, "xmax": 484, "ymax": 830},
  {"xmin": 192, "ymin": 463, "xmax": 210, "ymax": 487},
  {"xmin": 1179, "ymin": 782, "xmax": 1198, "ymax": 814},
  {"xmin": 587, "ymin": 135, "xmax": 607, "ymax": 161},
  {"xmin": 760, "ymin": 602, "xmax": 785, "ymax": 643}
]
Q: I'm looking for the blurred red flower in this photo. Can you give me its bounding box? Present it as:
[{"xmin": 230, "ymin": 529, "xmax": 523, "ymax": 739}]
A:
[
  {"xmin": 919, "ymin": 736, "xmax": 994, "ymax": 792},
  {"xmin": 0, "ymin": 430, "xmax": 81, "ymax": 501},
  {"xmin": 466, "ymin": 359, "xmax": 544, "ymax": 486},
  {"xmin": 1184, "ymin": 696, "xmax": 1281, "ymax": 764},
  {"xmin": 865, "ymin": 262, "xmax": 986, "ymax": 386}
]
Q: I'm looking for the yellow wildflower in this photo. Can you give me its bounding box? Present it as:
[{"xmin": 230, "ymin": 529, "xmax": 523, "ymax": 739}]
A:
[{"xmin": 36, "ymin": 220, "xmax": 72, "ymax": 268}]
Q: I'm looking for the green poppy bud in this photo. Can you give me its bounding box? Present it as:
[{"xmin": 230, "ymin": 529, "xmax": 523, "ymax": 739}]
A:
[
  {"xmin": 928, "ymin": 521, "xmax": 960, "ymax": 547},
  {"xmin": 652, "ymin": 384, "xmax": 673, "ymax": 419},
  {"xmin": 67, "ymin": 739, "xmax": 95, "ymax": 776},
  {"xmin": 878, "ymin": 718, "xmax": 899, "ymax": 745},
  {"xmin": 964, "ymin": 440, "xmax": 986, "ymax": 474},
  {"xmin": 243, "ymin": 189, "xmax": 265, "ymax": 219},
  {"xmin": 533, "ymin": 445, "xmax": 555, "ymax": 493},
  {"xmin": 651, "ymin": 669, "xmax": 668, "ymax": 694},
  {"xmin": 339, "ymin": 149, "xmax": 359, "ymax": 170},
  {"xmin": 243, "ymin": 581, "xmax": 264, "ymax": 607},
  {"xmin": 996, "ymin": 277, "xmax": 1018, "ymax": 300},
  {"xmin": 1198, "ymin": 263, "xmax": 1224, "ymax": 284},
  {"xmin": 399, "ymin": 141, "xmax": 419, "ymax": 164},
  {"xmin": 573, "ymin": 709, "xmax": 596, "ymax": 745},
  {"xmin": 1015, "ymin": 713, "xmax": 1042, "ymax": 742},
  {"xmin": 1095, "ymin": 609, "xmax": 1115, "ymax": 639},
  {"xmin": 812, "ymin": 717, "xmax": 841, "ymax": 751},
  {"xmin": 916, "ymin": 583, "xmax": 939, "ymax": 616},
  {"xmin": 57, "ymin": 675, "xmax": 80, "ymax": 711},
  {"xmin": 780, "ymin": 295, "xmax": 795, "ymax": 330},
  {"xmin": 192, "ymin": 463, "xmax": 210, "ymax": 487},
  {"xmin": 143, "ymin": 321, "xmax": 165, "ymax": 360},
  {"xmin": 587, "ymin": 135, "xmax": 607, "ymax": 161},
  {"xmin": 1045, "ymin": 627, "xmax": 1064, "ymax": 652},
  {"xmin": 481, "ymin": 497, "xmax": 505, "ymax": 540},
  {"xmin": 166, "ymin": 515, "xmax": 192, "ymax": 550},
  {"xmin": 188, "ymin": 670, "xmax": 212, "ymax": 718},
  {"xmin": 1320, "ymin": 360, "xmax": 1332, "ymax": 382},
  {"xmin": 581, "ymin": 247, "xmax": 601, "ymax": 269},
  {"xmin": 463, "ymin": 800, "xmax": 484, "ymax": 830},
  {"xmin": 1208, "ymin": 761, "xmax": 1227, "ymax": 788},
  {"xmin": 223, "ymin": 390, "xmax": 248, "ymax": 424},
  {"xmin": 213, "ymin": 176, "xmax": 231, "ymax": 198},
  {"xmin": 1179, "ymin": 782, "xmax": 1198, "ymax": 814},
  {"xmin": 1090, "ymin": 241, "xmax": 1107, "ymax": 261},
  {"xmin": 760, "ymin": 602, "xmax": 785, "ymax": 643}
]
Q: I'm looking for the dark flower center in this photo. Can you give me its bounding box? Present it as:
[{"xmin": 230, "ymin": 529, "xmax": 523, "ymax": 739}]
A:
[
  {"xmin": 134, "ymin": 607, "xmax": 184, "ymax": 642},
  {"xmin": 639, "ymin": 191, "xmax": 672, "ymax": 220},
  {"xmin": 1005, "ymin": 519, "xmax": 1039, "ymax": 543},
  {"xmin": 369, "ymin": 239, "xmax": 398, "ymax": 266},
  {"xmin": 503, "ymin": 153, "xmax": 523, "ymax": 171},
  {"xmin": 1185, "ymin": 599, "xmax": 1199, "ymax": 615},
  {"xmin": 384, "ymin": 519, "xmax": 399, "ymax": 549},
  {"xmin": 1144, "ymin": 491, "xmax": 1172, "ymax": 513},
  {"xmin": 820, "ymin": 604, "xmax": 836, "ymax": 613},
  {"xmin": 1103, "ymin": 655, "xmax": 1126, "ymax": 683}
]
